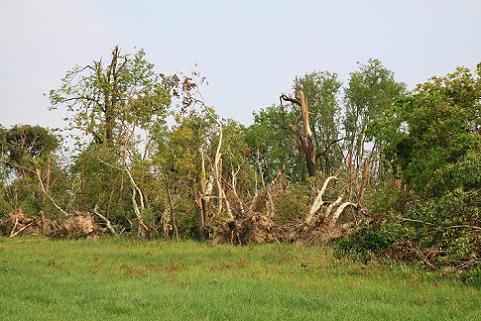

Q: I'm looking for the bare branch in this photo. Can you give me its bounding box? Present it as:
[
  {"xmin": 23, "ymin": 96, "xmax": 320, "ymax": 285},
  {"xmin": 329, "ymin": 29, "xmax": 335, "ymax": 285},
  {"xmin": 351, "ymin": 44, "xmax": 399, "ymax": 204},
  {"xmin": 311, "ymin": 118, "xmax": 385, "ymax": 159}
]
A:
[
  {"xmin": 329, "ymin": 202, "xmax": 358, "ymax": 227},
  {"xmin": 35, "ymin": 166, "xmax": 69, "ymax": 216},
  {"xmin": 93, "ymin": 204, "xmax": 116, "ymax": 235}
]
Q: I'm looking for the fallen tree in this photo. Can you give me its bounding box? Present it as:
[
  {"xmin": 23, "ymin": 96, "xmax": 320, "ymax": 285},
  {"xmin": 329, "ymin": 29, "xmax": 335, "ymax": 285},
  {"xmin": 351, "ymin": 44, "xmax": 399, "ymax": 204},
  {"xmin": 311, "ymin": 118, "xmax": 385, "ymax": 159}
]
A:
[{"xmin": 212, "ymin": 175, "xmax": 363, "ymax": 245}]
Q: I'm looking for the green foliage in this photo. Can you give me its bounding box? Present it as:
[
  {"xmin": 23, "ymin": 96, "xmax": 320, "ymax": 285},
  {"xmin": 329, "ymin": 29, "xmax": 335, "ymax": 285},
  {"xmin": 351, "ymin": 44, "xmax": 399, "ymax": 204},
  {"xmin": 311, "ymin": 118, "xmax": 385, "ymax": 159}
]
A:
[
  {"xmin": 49, "ymin": 46, "xmax": 170, "ymax": 147},
  {"xmin": 344, "ymin": 59, "xmax": 405, "ymax": 179},
  {"xmin": 0, "ymin": 194, "xmax": 13, "ymax": 217},
  {"xmin": 364, "ymin": 182, "xmax": 414, "ymax": 214},
  {"xmin": 246, "ymin": 105, "xmax": 301, "ymax": 181},
  {"xmin": 295, "ymin": 71, "xmax": 343, "ymax": 174},
  {"xmin": 338, "ymin": 188, "xmax": 481, "ymax": 267},
  {"xmin": 335, "ymin": 64, "xmax": 481, "ymax": 269},
  {"xmin": 70, "ymin": 144, "xmax": 133, "ymax": 224},
  {"xmin": 403, "ymin": 189, "xmax": 481, "ymax": 265},
  {"xmin": 273, "ymin": 184, "xmax": 310, "ymax": 223},
  {"xmin": 334, "ymin": 216, "xmax": 404, "ymax": 263},
  {"xmin": 385, "ymin": 64, "xmax": 481, "ymax": 197},
  {"xmin": 0, "ymin": 125, "xmax": 71, "ymax": 219},
  {"xmin": 1, "ymin": 125, "xmax": 59, "ymax": 174}
]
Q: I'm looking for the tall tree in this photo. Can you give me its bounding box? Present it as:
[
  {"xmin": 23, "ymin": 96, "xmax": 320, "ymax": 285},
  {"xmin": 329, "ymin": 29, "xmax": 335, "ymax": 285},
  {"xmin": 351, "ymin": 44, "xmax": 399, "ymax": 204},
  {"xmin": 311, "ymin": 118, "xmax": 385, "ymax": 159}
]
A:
[
  {"xmin": 294, "ymin": 71, "xmax": 343, "ymax": 174},
  {"xmin": 343, "ymin": 59, "xmax": 405, "ymax": 180},
  {"xmin": 49, "ymin": 45, "xmax": 171, "ymax": 147},
  {"xmin": 246, "ymin": 105, "xmax": 301, "ymax": 181},
  {"xmin": 385, "ymin": 64, "xmax": 481, "ymax": 196}
]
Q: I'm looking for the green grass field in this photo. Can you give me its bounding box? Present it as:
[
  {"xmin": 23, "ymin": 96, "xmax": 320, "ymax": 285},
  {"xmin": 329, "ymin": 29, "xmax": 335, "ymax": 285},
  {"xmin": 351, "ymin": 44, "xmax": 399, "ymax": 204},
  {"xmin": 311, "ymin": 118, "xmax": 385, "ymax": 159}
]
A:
[{"xmin": 0, "ymin": 238, "xmax": 479, "ymax": 321}]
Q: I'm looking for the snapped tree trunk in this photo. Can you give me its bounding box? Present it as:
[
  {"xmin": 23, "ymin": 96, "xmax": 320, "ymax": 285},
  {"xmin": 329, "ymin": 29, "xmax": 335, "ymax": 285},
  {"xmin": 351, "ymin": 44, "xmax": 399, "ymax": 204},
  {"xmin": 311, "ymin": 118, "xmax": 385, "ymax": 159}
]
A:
[
  {"xmin": 281, "ymin": 91, "xmax": 317, "ymax": 177},
  {"xmin": 298, "ymin": 92, "xmax": 316, "ymax": 177}
]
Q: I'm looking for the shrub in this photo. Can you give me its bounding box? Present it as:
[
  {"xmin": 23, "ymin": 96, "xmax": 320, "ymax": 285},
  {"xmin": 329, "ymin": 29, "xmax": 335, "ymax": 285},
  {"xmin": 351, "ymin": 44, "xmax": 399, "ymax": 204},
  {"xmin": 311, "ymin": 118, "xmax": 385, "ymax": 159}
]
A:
[
  {"xmin": 336, "ymin": 188, "xmax": 481, "ymax": 269},
  {"xmin": 334, "ymin": 213, "xmax": 406, "ymax": 263}
]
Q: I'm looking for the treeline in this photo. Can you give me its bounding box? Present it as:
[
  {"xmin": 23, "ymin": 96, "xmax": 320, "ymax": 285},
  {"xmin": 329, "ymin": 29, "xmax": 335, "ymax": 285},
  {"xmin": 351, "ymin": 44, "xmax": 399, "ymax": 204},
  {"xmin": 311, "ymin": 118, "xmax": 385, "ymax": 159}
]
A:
[{"xmin": 1, "ymin": 46, "xmax": 480, "ymax": 271}]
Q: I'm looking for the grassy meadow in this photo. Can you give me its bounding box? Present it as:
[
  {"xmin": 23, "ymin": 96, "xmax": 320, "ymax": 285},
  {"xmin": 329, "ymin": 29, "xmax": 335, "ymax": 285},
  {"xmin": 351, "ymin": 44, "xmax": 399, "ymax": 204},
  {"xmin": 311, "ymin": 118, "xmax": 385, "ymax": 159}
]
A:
[{"xmin": 0, "ymin": 238, "xmax": 480, "ymax": 321}]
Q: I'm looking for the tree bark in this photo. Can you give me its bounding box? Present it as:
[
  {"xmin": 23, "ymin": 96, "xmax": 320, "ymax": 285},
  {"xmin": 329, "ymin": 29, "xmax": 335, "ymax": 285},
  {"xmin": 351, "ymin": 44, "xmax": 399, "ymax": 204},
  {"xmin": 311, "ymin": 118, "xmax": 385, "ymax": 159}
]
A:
[
  {"xmin": 298, "ymin": 92, "xmax": 317, "ymax": 177},
  {"xmin": 281, "ymin": 91, "xmax": 317, "ymax": 177}
]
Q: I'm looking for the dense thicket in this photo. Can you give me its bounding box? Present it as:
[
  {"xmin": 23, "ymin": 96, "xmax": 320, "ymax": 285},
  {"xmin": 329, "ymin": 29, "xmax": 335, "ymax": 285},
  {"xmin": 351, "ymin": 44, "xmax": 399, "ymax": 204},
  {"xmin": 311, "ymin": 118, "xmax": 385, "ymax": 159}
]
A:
[{"xmin": 1, "ymin": 46, "xmax": 480, "ymax": 271}]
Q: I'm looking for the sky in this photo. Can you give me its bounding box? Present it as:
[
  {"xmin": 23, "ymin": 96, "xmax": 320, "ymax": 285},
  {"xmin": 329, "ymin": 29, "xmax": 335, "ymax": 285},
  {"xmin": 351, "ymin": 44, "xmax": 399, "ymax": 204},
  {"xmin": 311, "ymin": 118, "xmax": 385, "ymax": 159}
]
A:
[{"xmin": 1, "ymin": 0, "xmax": 480, "ymax": 129}]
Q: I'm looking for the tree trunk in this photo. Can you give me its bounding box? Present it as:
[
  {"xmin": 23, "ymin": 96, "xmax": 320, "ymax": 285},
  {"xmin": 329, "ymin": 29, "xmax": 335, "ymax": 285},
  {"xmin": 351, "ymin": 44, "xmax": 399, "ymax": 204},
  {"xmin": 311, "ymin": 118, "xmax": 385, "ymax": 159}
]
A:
[
  {"xmin": 298, "ymin": 92, "xmax": 317, "ymax": 177},
  {"xmin": 281, "ymin": 91, "xmax": 317, "ymax": 177}
]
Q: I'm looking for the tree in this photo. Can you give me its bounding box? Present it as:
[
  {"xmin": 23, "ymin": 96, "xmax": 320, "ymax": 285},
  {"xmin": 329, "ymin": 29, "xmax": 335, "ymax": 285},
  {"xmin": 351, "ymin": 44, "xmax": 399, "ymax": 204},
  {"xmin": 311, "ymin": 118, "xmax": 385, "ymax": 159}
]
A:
[
  {"xmin": 2, "ymin": 125, "xmax": 59, "ymax": 178},
  {"xmin": 386, "ymin": 64, "xmax": 481, "ymax": 197},
  {"xmin": 246, "ymin": 105, "xmax": 301, "ymax": 181},
  {"xmin": 0, "ymin": 125, "xmax": 69, "ymax": 216},
  {"xmin": 294, "ymin": 71, "xmax": 343, "ymax": 174},
  {"xmin": 49, "ymin": 45, "xmax": 171, "ymax": 147},
  {"xmin": 280, "ymin": 91, "xmax": 317, "ymax": 177},
  {"xmin": 48, "ymin": 45, "xmax": 193, "ymax": 237},
  {"xmin": 343, "ymin": 59, "xmax": 405, "ymax": 180}
]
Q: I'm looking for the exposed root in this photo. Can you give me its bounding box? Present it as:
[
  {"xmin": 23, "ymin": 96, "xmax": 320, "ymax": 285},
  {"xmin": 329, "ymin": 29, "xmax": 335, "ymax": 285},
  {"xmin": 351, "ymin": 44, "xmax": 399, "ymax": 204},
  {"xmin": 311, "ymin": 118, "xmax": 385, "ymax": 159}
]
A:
[
  {"xmin": 1, "ymin": 210, "xmax": 105, "ymax": 239},
  {"xmin": 0, "ymin": 210, "xmax": 55, "ymax": 237},
  {"xmin": 212, "ymin": 175, "xmax": 363, "ymax": 245},
  {"xmin": 50, "ymin": 212, "xmax": 102, "ymax": 239},
  {"xmin": 211, "ymin": 213, "xmax": 278, "ymax": 245}
]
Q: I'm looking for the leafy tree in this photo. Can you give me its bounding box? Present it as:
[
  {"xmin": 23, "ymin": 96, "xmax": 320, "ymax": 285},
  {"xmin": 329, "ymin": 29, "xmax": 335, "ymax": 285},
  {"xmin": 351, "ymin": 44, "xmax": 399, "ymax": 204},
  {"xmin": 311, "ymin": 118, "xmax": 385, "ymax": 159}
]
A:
[
  {"xmin": 294, "ymin": 71, "xmax": 343, "ymax": 174},
  {"xmin": 49, "ymin": 45, "xmax": 171, "ymax": 147},
  {"xmin": 343, "ymin": 59, "xmax": 405, "ymax": 180},
  {"xmin": 386, "ymin": 64, "xmax": 481, "ymax": 197},
  {"xmin": 2, "ymin": 125, "xmax": 59, "ymax": 178},
  {"xmin": 246, "ymin": 105, "xmax": 301, "ymax": 181},
  {"xmin": 0, "ymin": 125, "xmax": 69, "ymax": 216},
  {"xmin": 152, "ymin": 111, "xmax": 214, "ymax": 238}
]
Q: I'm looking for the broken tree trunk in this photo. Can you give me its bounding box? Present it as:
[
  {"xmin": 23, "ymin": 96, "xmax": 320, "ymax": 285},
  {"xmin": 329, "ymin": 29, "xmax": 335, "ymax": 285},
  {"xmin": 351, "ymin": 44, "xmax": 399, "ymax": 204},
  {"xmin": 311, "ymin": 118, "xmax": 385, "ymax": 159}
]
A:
[
  {"xmin": 35, "ymin": 166, "xmax": 68, "ymax": 216},
  {"xmin": 281, "ymin": 91, "xmax": 317, "ymax": 177},
  {"xmin": 298, "ymin": 92, "xmax": 317, "ymax": 177},
  {"xmin": 212, "ymin": 122, "xmax": 234, "ymax": 221},
  {"xmin": 98, "ymin": 157, "xmax": 150, "ymax": 237},
  {"xmin": 197, "ymin": 145, "xmax": 209, "ymax": 240}
]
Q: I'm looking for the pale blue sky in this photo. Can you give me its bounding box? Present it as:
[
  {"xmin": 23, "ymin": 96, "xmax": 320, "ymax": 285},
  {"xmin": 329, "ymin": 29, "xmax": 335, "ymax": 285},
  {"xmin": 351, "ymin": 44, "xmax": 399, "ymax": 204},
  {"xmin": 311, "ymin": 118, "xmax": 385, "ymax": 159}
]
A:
[{"xmin": 1, "ymin": 0, "xmax": 480, "ymax": 128}]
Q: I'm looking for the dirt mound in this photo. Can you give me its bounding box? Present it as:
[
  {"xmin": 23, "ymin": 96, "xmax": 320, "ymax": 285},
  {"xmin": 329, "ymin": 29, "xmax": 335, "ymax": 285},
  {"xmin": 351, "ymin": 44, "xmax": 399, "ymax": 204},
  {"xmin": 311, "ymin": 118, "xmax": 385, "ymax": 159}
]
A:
[
  {"xmin": 212, "ymin": 213, "xmax": 278, "ymax": 245},
  {"xmin": 51, "ymin": 212, "xmax": 102, "ymax": 239}
]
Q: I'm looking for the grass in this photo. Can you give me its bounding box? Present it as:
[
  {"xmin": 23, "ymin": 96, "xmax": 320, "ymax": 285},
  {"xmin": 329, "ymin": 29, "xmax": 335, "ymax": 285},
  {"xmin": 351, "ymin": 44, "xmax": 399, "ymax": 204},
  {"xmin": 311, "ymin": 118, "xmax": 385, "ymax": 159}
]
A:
[{"xmin": 0, "ymin": 238, "xmax": 479, "ymax": 321}]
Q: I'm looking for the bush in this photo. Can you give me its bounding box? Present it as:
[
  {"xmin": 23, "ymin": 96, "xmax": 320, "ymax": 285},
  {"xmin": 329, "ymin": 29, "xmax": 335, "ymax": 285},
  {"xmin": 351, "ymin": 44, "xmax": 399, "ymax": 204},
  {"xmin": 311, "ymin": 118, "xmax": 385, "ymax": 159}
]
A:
[
  {"xmin": 365, "ymin": 182, "xmax": 415, "ymax": 213},
  {"xmin": 334, "ymin": 213, "xmax": 406, "ymax": 263},
  {"xmin": 336, "ymin": 188, "xmax": 481, "ymax": 269},
  {"xmin": 404, "ymin": 188, "xmax": 481, "ymax": 266}
]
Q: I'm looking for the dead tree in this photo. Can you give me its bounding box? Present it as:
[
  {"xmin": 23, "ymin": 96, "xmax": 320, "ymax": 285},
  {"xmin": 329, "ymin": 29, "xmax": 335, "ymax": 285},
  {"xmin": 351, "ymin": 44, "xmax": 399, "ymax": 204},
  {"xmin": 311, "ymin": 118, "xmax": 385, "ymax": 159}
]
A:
[
  {"xmin": 196, "ymin": 145, "xmax": 213, "ymax": 240},
  {"xmin": 280, "ymin": 91, "xmax": 317, "ymax": 177}
]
